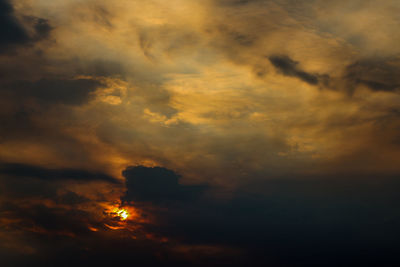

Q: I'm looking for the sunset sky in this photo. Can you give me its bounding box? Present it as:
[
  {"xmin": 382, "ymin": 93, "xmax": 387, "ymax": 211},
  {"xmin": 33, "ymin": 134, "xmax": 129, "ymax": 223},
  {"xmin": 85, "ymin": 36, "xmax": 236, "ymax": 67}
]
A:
[{"xmin": 1, "ymin": 0, "xmax": 400, "ymax": 266}]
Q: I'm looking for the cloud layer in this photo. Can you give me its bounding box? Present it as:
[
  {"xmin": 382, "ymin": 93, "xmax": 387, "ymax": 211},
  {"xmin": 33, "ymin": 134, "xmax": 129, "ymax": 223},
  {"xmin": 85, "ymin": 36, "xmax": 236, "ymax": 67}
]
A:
[{"xmin": 1, "ymin": 0, "xmax": 400, "ymax": 266}]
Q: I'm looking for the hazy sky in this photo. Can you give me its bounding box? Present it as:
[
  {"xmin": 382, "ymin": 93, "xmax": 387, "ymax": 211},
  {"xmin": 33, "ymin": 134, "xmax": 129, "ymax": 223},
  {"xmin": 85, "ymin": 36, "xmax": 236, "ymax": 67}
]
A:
[{"xmin": 1, "ymin": 0, "xmax": 400, "ymax": 266}]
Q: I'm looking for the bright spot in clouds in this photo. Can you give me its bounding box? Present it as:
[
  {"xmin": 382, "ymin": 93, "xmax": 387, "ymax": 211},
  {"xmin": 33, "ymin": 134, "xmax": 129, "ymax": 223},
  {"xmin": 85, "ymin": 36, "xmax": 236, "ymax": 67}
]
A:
[
  {"xmin": 105, "ymin": 205, "xmax": 131, "ymax": 221},
  {"xmin": 116, "ymin": 209, "xmax": 129, "ymax": 220}
]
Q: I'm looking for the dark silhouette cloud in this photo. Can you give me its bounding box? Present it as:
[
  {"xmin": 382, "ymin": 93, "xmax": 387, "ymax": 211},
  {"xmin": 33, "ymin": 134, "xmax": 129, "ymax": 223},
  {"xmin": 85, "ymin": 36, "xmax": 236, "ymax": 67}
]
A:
[
  {"xmin": 0, "ymin": 0, "xmax": 30, "ymax": 50},
  {"xmin": 269, "ymin": 55, "xmax": 321, "ymax": 85},
  {"xmin": 9, "ymin": 78, "xmax": 104, "ymax": 106},
  {"xmin": 0, "ymin": 0, "xmax": 53, "ymax": 53},
  {"xmin": 132, "ymin": 173, "xmax": 400, "ymax": 266},
  {"xmin": 267, "ymin": 55, "xmax": 400, "ymax": 94},
  {"xmin": 344, "ymin": 59, "xmax": 400, "ymax": 93},
  {"xmin": 2, "ymin": 203, "xmax": 94, "ymax": 234},
  {"xmin": 122, "ymin": 166, "xmax": 207, "ymax": 204},
  {"xmin": 32, "ymin": 18, "xmax": 53, "ymax": 40},
  {"xmin": 55, "ymin": 191, "xmax": 90, "ymax": 206},
  {"xmin": 0, "ymin": 163, "xmax": 120, "ymax": 184}
]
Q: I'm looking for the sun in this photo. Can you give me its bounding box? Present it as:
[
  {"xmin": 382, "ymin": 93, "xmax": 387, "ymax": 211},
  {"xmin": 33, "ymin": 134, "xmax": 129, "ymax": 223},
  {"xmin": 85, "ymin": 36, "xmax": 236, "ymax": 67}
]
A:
[
  {"xmin": 116, "ymin": 209, "xmax": 129, "ymax": 220},
  {"xmin": 105, "ymin": 205, "xmax": 130, "ymax": 221}
]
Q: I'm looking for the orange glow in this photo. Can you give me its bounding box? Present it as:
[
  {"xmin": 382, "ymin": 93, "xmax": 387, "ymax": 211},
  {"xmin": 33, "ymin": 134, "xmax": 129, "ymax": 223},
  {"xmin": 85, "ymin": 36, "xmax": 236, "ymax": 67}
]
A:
[
  {"xmin": 102, "ymin": 203, "xmax": 149, "ymax": 232},
  {"xmin": 116, "ymin": 208, "xmax": 129, "ymax": 220},
  {"xmin": 106, "ymin": 206, "xmax": 130, "ymax": 221},
  {"xmin": 103, "ymin": 203, "xmax": 140, "ymax": 222},
  {"xmin": 104, "ymin": 224, "xmax": 126, "ymax": 230}
]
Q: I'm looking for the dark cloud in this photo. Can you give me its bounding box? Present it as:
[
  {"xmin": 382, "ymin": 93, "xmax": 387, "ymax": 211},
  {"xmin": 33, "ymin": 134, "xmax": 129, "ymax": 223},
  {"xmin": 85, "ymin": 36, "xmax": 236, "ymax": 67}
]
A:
[
  {"xmin": 0, "ymin": 0, "xmax": 53, "ymax": 53},
  {"xmin": 56, "ymin": 191, "xmax": 90, "ymax": 206},
  {"xmin": 3, "ymin": 166, "xmax": 400, "ymax": 266},
  {"xmin": 32, "ymin": 18, "xmax": 53, "ymax": 40},
  {"xmin": 0, "ymin": 163, "xmax": 120, "ymax": 184},
  {"xmin": 9, "ymin": 78, "xmax": 104, "ymax": 106},
  {"xmin": 1, "ymin": 203, "xmax": 93, "ymax": 235},
  {"xmin": 135, "ymin": 173, "xmax": 400, "ymax": 266},
  {"xmin": 268, "ymin": 55, "xmax": 400, "ymax": 94},
  {"xmin": 0, "ymin": 225, "xmax": 222, "ymax": 267},
  {"xmin": 0, "ymin": 0, "xmax": 30, "ymax": 50},
  {"xmin": 122, "ymin": 166, "xmax": 207, "ymax": 204},
  {"xmin": 344, "ymin": 59, "xmax": 400, "ymax": 93},
  {"xmin": 0, "ymin": 181, "xmax": 236, "ymax": 267},
  {"xmin": 268, "ymin": 55, "xmax": 321, "ymax": 85},
  {"xmin": 0, "ymin": 163, "xmax": 181, "ymax": 267}
]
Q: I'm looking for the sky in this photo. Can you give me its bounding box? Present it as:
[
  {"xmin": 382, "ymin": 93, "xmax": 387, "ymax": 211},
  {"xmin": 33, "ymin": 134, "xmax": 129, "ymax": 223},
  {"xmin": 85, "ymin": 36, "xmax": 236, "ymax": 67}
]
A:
[{"xmin": 1, "ymin": 0, "xmax": 400, "ymax": 266}]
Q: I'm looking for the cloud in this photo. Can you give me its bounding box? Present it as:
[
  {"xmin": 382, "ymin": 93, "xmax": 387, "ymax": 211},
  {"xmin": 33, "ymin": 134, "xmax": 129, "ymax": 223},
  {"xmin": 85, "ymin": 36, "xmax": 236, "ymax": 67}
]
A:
[
  {"xmin": 32, "ymin": 18, "xmax": 53, "ymax": 40},
  {"xmin": 122, "ymin": 166, "xmax": 207, "ymax": 204},
  {"xmin": 8, "ymin": 78, "xmax": 104, "ymax": 106},
  {"xmin": 344, "ymin": 58, "xmax": 400, "ymax": 93},
  {"xmin": 269, "ymin": 55, "xmax": 400, "ymax": 94},
  {"xmin": 268, "ymin": 55, "xmax": 325, "ymax": 85},
  {"xmin": 0, "ymin": 163, "xmax": 235, "ymax": 267},
  {"xmin": 0, "ymin": 0, "xmax": 53, "ymax": 52},
  {"xmin": 0, "ymin": 163, "xmax": 120, "ymax": 184},
  {"xmin": 0, "ymin": 0, "xmax": 400, "ymax": 266},
  {"xmin": 2, "ymin": 164, "xmax": 400, "ymax": 266},
  {"xmin": 0, "ymin": 0, "xmax": 29, "ymax": 50},
  {"xmin": 1, "ymin": 203, "xmax": 94, "ymax": 234},
  {"xmin": 129, "ymin": 173, "xmax": 400, "ymax": 266}
]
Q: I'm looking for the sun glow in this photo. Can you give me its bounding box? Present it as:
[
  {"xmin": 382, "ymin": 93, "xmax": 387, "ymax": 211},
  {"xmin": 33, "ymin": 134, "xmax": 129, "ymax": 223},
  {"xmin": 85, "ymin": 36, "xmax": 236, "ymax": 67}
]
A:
[
  {"xmin": 108, "ymin": 207, "xmax": 129, "ymax": 221},
  {"xmin": 104, "ymin": 204, "xmax": 133, "ymax": 222},
  {"xmin": 116, "ymin": 209, "xmax": 129, "ymax": 220}
]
